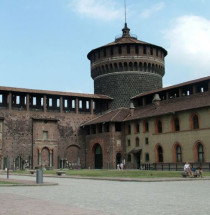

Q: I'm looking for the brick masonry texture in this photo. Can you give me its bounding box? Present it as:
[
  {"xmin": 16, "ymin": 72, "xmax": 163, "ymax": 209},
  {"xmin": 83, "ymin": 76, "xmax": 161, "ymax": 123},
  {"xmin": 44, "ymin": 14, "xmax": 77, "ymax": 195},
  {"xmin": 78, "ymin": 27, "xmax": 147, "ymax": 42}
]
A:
[
  {"xmin": 94, "ymin": 72, "xmax": 162, "ymax": 109},
  {"xmin": 0, "ymin": 111, "xmax": 93, "ymax": 169}
]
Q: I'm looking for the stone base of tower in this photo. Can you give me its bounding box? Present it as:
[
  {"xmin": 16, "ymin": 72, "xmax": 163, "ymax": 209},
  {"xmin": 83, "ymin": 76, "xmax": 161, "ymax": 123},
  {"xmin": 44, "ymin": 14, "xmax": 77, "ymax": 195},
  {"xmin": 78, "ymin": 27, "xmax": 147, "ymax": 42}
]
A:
[{"xmin": 94, "ymin": 72, "xmax": 162, "ymax": 109}]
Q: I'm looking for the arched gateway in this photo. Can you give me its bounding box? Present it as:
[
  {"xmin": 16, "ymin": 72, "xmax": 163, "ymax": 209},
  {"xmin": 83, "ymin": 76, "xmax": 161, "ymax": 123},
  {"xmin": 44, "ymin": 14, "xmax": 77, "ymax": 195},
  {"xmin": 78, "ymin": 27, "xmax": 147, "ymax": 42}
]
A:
[{"xmin": 94, "ymin": 144, "xmax": 103, "ymax": 169}]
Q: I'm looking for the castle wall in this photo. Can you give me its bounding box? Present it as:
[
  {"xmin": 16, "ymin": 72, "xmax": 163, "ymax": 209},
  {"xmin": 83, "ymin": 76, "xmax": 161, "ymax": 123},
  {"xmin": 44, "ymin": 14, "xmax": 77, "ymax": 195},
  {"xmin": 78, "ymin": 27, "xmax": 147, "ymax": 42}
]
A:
[{"xmin": 0, "ymin": 110, "xmax": 93, "ymax": 169}]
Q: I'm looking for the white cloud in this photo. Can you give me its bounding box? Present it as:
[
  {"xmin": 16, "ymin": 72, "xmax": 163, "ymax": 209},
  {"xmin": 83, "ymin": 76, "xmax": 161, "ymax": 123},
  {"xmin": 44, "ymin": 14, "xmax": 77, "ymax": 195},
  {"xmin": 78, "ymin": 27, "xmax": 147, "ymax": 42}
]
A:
[
  {"xmin": 140, "ymin": 2, "xmax": 165, "ymax": 19},
  {"xmin": 163, "ymin": 15, "xmax": 210, "ymax": 78},
  {"xmin": 69, "ymin": 0, "xmax": 123, "ymax": 22}
]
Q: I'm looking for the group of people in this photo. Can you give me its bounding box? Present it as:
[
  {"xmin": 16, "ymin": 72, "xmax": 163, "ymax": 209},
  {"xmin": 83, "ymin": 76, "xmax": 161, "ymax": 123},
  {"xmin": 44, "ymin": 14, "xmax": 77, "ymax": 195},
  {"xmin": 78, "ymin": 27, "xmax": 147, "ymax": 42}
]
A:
[
  {"xmin": 184, "ymin": 161, "xmax": 203, "ymax": 177},
  {"xmin": 117, "ymin": 163, "xmax": 125, "ymax": 170}
]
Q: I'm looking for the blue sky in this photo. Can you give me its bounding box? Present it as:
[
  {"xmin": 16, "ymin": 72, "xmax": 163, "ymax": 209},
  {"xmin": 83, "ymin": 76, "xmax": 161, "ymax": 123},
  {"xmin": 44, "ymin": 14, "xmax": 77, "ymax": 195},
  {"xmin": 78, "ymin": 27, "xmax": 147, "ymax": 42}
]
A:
[{"xmin": 0, "ymin": 0, "xmax": 210, "ymax": 93}]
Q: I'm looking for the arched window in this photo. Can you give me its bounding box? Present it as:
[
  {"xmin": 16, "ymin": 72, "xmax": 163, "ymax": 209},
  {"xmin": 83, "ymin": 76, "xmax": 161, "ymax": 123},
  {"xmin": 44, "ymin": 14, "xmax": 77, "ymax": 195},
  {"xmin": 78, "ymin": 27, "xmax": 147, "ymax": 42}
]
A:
[
  {"xmin": 148, "ymin": 63, "xmax": 151, "ymax": 72},
  {"xmin": 192, "ymin": 114, "xmax": 199, "ymax": 129},
  {"xmin": 172, "ymin": 117, "xmax": 180, "ymax": 131},
  {"xmin": 135, "ymin": 122, "xmax": 140, "ymax": 133},
  {"xmin": 127, "ymin": 124, "xmax": 131, "ymax": 134},
  {"xmin": 118, "ymin": 45, "xmax": 122, "ymax": 54},
  {"xmin": 144, "ymin": 63, "xmax": 147, "ymax": 72},
  {"xmin": 114, "ymin": 63, "xmax": 118, "ymax": 71},
  {"xmin": 139, "ymin": 62, "xmax": 143, "ymax": 71},
  {"xmin": 158, "ymin": 146, "xmax": 163, "ymax": 162},
  {"xmin": 143, "ymin": 121, "xmax": 149, "ymax": 132},
  {"xmin": 134, "ymin": 62, "xmax": 137, "ymax": 71},
  {"xmin": 136, "ymin": 137, "xmax": 139, "ymax": 147},
  {"xmin": 176, "ymin": 145, "xmax": 182, "ymax": 162},
  {"xmin": 119, "ymin": 62, "xmax": 123, "ymax": 71},
  {"xmin": 124, "ymin": 62, "xmax": 128, "ymax": 71},
  {"xmin": 105, "ymin": 64, "xmax": 109, "ymax": 72},
  {"xmin": 109, "ymin": 64, "xmax": 113, "ymax": 72},
  {"xmin": 155, "ymin": 64, "xmax": 158, "ymax": 74},
  {"xmin": 129, "ymin": 62, "xmax": 133, "ymax": 71},
  {"xmin": 174, "ymin": 118, "xmax": 180, "ymax": 131},
  {"xmin": 198, "ymin": 143, "xmax": 204, "ymax": 163},
  {"xmin": 156, "ymin": 120, "xmax": 162, "ymax": 133},
  {"xmin": 152, "ymin": 64, "xmax": 155, "ymax": 73}
]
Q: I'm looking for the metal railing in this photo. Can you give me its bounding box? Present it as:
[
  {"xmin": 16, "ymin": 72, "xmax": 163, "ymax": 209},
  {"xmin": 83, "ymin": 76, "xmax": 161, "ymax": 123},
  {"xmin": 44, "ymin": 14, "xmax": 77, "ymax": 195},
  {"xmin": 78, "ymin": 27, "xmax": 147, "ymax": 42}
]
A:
[
  {"xmin": 115, "ymin": 33, "xmax": 137, "ymax": 41},
  {"xmin": 149, "ymin": 162, "xmax": 210, "ymax": 171}
]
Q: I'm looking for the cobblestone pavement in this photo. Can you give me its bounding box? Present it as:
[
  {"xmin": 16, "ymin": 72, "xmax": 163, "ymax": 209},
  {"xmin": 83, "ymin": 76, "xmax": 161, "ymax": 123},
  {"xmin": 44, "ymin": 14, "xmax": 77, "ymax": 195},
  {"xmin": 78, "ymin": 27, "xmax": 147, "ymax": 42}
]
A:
[{"xmin": 0, "ymin": 175, "xmax": 210, "ymax": 215}]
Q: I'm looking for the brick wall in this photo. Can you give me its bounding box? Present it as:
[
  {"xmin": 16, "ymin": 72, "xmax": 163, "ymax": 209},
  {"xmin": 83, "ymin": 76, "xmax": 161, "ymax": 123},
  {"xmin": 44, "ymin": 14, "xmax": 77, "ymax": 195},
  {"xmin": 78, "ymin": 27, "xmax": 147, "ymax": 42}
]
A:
[
  {"xmin": 0, "ymin": 110, "xmax": 93, "ymax": 169},
  {"xmin": 95, "ymin": 72, "xmax": 162, "ymax": 109}
]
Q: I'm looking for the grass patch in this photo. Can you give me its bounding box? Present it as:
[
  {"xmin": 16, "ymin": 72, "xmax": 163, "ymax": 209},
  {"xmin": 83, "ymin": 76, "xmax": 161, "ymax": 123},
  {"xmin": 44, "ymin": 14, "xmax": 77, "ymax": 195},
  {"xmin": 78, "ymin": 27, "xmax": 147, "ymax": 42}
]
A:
[
  {"xmin": 45, "ymin": 169, "xmax": 182, "ymax": 178},
  {"xmin": 14, "ymin": 170, "xmax": 31, "ymax": 174},
  {"xmin": 0, "ymin": 180, "xmax": 21, "ymax": 185},
  {"xmin": 11, "ymin": 169, "xmax": 210, "ymax": 178}
]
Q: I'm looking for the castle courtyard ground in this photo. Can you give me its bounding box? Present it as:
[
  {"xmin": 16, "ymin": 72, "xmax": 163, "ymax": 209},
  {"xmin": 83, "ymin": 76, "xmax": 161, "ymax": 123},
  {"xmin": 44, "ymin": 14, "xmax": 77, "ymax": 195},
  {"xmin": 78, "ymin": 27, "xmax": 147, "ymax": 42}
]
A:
[{"xmin": 0, "ymin": 175, "xmax": 210, "ymax": 215}]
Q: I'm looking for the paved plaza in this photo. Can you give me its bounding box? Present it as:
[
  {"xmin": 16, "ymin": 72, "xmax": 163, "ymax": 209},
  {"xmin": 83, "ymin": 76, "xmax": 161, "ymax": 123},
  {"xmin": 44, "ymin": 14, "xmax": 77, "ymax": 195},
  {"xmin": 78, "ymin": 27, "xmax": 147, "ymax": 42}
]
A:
[{"xmin": 0, "ymin": 175, "xmax": 210, "ymax": 215}]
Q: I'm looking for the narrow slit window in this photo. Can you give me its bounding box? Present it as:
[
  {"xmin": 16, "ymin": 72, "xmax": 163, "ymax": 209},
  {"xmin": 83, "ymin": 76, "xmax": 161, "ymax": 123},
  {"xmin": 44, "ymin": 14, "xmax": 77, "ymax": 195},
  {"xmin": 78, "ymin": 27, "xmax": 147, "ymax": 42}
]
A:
[
  {"xmin": 143, "ymin": 45, "xmax": 147, "ymax": 54},
  {"xmin": 118, "ymin": 45, "xmax": 122, "ymax": 54},
  {"xmin": 150, "ymin": 47, "xmax": 153, "ymax": 55},
  {"xmin": 49, "ymin": 98, "xmax": 52, "ymax": 107},
  {"xmin": 16, "ymin": 96, "xmax": 20, "ymax": 104},
  {"xmin": 57, "ymin": 99, "xmax": 60, "ymax": 107},
  {"xmin": 64, "ymin": 100, "xmax": 68, "ymax": 108},
  {"xmin": 135, "ymin": 45, "xmax": 139, "ymax": 54},
  {"xmin": 33, "ymin": 97, "xmax": 36, "ymax": 106},
  {"xmin": 127, "ymin": 45, "xmax": 130, "ymax": 54},
  {"xmin": 86, "ymin": 101, "xmax": 90, "ymax": 109},
  {"xmin": 79, "ymin": 100, "xmax": 82, "ymax": 109},
  {"xmin": 72, "ymin": 100, "xmax": 75, "ymax": 108},
  {"xmin": 110, "ymin": 47, "xmax": 113, "ymax": 56}
]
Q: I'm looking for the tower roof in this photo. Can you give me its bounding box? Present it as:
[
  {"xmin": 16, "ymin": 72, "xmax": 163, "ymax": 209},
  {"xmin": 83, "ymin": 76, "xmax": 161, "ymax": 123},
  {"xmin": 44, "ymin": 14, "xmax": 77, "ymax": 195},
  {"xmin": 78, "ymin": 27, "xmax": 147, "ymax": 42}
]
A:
[{"xmin": 87, "ymin": 23, "xmax": 167, "ymax": 59}]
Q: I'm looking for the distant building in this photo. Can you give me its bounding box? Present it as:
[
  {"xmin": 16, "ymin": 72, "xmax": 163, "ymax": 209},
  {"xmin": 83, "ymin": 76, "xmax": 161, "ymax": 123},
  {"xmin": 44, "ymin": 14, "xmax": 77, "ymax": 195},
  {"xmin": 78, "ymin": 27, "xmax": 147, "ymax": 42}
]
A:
[{"xmin": 0, "ymin": 23, "xmax": 209, "ymax": 170}]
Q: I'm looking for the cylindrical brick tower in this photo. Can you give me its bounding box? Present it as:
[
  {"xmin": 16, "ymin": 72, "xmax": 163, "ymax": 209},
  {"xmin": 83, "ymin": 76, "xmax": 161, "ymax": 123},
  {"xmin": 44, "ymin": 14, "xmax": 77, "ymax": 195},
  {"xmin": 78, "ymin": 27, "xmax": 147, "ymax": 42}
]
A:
[{"xmin": 87, "ymin": 23, "xmax": 167, "ymax": 109}]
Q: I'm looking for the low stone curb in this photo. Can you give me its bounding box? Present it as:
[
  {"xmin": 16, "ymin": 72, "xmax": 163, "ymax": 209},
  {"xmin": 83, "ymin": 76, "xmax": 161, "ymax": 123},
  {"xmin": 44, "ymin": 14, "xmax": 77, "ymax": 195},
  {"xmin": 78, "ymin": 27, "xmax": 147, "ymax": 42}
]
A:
[
  {"xmin": 43, "ymin": 175, "xmax": 210, "ymax": 182},
  {"xmin": 0, "ymin": 177, "xmax": 58, "ymax": 187},
  {"xmin": 0, "ymin": 183, "xmax": 58, "ymax": 187},
  {"xmin": 2, "ymin": 173, "xmax": 210, "ymax": 183}
]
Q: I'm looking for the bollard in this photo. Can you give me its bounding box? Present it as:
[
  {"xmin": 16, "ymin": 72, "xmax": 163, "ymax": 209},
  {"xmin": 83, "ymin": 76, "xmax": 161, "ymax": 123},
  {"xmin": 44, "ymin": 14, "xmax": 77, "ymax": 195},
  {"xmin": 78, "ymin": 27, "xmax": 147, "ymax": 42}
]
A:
[{"xmin": 36, "ymin": 169, "xmax": 43, "ymax": 184}]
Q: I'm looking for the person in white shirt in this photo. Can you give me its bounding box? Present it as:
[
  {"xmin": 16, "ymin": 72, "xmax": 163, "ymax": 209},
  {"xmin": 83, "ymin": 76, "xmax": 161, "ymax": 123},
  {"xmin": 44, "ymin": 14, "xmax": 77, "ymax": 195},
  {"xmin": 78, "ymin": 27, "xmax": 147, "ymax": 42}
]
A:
[{"xmin": 184, "ymin": 161, "xmax": 194, "ymax": 177}]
